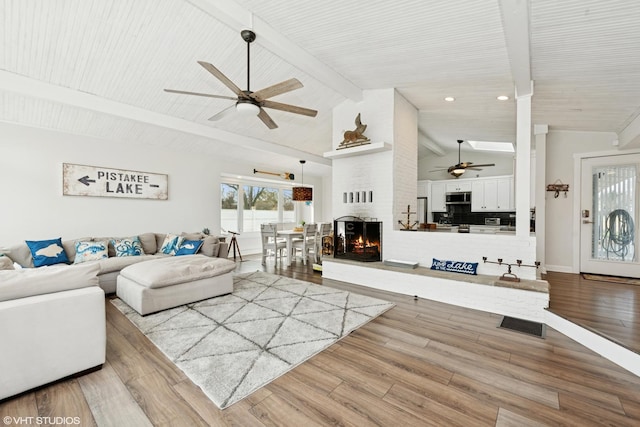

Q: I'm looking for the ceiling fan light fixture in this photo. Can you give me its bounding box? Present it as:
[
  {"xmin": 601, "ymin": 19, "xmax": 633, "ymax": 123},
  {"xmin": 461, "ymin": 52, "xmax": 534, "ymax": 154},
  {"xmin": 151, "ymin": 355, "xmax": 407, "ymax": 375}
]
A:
[
  {"xmin": 451, "ymin": 167, "xmax": 465, "ymax": 177},
  {"xmin": 444, "ymin": 96, "xmax": 455, "ymax": 102},
  {"xmin": 497, "ymin": 95, "xmax": 509, "ymax": 101},
  {"xmin": 236, "ymin": 101, "xmax": 260, "ymax": 117}
]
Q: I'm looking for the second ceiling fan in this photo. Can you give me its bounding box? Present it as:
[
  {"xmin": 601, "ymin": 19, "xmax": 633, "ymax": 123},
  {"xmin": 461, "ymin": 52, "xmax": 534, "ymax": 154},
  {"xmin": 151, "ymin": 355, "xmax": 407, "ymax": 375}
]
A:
[
  {"xmin": 164, "ymin": 30, "xmax": 318, "ymax": 129},
  {"xmin": 431, "ymin": 140, "xmax": 495, "ymax": 178}
]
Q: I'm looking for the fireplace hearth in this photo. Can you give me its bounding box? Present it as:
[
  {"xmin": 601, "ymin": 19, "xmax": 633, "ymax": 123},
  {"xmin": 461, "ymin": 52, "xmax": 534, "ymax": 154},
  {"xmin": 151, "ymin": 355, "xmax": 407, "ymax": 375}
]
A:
[{"xmin": 333, "ymin": 216, "xmax": 382, "ymax": 262}]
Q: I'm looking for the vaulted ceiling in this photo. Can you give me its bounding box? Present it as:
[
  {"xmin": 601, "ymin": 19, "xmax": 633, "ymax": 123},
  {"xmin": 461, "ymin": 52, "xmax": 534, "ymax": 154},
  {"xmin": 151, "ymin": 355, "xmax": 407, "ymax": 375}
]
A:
[{"xmin": 1, "ymin": 0, "xmax": 640, "ymax": 175}]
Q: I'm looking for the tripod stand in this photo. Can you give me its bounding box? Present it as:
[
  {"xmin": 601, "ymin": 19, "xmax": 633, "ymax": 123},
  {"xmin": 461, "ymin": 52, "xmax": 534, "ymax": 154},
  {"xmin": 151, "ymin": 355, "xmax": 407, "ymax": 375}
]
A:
[{"xmin": 226, "ymin": 231, "xmax": 243, "ymax": 261}]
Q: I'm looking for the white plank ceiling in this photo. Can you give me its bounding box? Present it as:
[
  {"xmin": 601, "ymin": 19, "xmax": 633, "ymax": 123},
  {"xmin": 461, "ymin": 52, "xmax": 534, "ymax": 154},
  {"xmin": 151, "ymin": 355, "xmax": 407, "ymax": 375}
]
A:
[{"xmin": 2, "ymin": 0, "xmax": 640, "ymax": 171}]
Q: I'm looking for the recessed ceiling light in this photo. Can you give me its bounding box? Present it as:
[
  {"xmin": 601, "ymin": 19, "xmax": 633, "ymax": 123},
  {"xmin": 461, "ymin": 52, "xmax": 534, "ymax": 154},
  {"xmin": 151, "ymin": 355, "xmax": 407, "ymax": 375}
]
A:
[
  {"xmin": 497, "ymin": 95, "xmax": 509, "ymax": 101},
  {"xmin": 468, "ymin": 140, "xmax": 514, "ymax": 152},
  {"xmin": 444, "ymin": 97, "xmax": 455, "ymax": 102}
]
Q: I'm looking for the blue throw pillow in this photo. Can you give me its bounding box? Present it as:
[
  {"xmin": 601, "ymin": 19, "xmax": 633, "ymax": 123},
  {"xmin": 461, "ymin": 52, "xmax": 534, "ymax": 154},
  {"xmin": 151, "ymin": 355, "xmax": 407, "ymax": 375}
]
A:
[
  {"xmin": 111, "ymin": 236, "xmax": 145, "ymax": 257},
  {"xmin": 26, "ymin": 238, "xmax": 69, "ymax": 267},
  {"xmin": 175, "ymin": 240, "xmax": 204, "ymax": 256},
  {"xmin": 431, "ymin": 258, "xmax": 478, "ymax": 275}
]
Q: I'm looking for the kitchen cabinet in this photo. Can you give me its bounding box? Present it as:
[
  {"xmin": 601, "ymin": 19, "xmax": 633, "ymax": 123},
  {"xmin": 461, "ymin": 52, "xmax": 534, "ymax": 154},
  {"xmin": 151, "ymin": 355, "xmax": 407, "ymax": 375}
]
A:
[
  {"xmin": 471, "ymin": 176, "xmax": 514, "ymax": 211},
  {"xmin": 496, "ymin": 177, "xmax": 514, "ymax": 210},
  {"xmin": 430, "ymin": 182, "xmax": 447, "ymax": 212},
  {"xmin": 445, "ymin": 182, "xmax": 472, "ymax": 193}
]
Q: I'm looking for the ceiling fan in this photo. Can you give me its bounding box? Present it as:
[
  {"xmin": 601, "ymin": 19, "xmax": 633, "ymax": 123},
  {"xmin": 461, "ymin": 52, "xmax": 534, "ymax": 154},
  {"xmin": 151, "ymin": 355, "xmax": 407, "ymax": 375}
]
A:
[
  {"xmin": 430, "ymin": 140, "xmax": 495, "ymax": 178},
  {"xmin": 164, "ymin": 30, "xmax": 318, "ymax": 129}
]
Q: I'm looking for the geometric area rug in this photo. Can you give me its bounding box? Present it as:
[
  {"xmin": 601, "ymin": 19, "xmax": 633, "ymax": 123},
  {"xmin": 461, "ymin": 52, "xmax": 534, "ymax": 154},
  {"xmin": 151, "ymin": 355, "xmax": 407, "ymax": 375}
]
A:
[{"xmin": 111, "ymin": 271, "xmax": 394, "ymax": 409}]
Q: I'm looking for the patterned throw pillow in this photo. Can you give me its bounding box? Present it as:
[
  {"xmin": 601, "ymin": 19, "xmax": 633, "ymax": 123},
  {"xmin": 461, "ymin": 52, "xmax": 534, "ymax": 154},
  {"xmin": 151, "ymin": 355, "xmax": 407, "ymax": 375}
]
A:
[
  {"xmin": 111, "ymin": 236, "xmax": 145, "ymax": 257},
  {"xmin": 25, "ymin": 238, "xmax": 70, "ymax": 267},
  {"xmin": 74, "ymin": 240, "xmax": 109, "ymax": 264},
  {"xmin": 175, "ymin": 240, "xmax": 203, "ymax": 256},
  {"xmin": 160, "ymin": 233, "xmax": 184, "ymax": 255}
]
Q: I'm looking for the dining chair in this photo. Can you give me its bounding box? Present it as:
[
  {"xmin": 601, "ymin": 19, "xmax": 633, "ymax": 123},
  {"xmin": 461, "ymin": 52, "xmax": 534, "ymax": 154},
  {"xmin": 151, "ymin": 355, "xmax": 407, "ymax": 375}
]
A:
[
  {"xmin": 292, "ymin": 223, "xmax": 318, "ymax": 265},
  {"xmin": 261, "ymin": 223, "xmax": 286, "ymax": 265}
]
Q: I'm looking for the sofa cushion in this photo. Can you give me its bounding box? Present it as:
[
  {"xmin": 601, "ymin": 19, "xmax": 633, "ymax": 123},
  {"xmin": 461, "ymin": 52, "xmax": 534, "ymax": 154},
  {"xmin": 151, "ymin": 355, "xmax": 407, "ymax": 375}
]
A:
[
  {"xmin": 181, "ymin": 232, "xmax": 205, "ymax": 241},
  {"xmin": 26, "ymin": 238, "xmax": 69, "ymax": 267},
  {"xmin": 111, "ymin": 236, "xmax": 145, "ymax": 257},
  {"xmin": 159, "ymin": 233, "xmax": 183, "ymax": 255},
  {"xmin": 0, "ymin": 263, "xmax": 100, "ymax": 302},
  {"xmin": 119, "ymin": 255, "xmax": 236, "ymax": 288},
  {"xmin": 0, "ymin": 256, "xmax": 14, "ymax": 270},
  {"xmin": 201, "ymin": 236, "xmax": 222, "ymax": 257},
  {"xmin": 74, "ymin": 240, "xmax": 109, "ymax": 264},
  {"xmin": 96, "ymin": 254, "xmax": 163, "ymax": 274},
  {"xmin": 175, "ymin": 240, "xmax": 204, "ymax": 256},
  {"xmin": 1, "ymin": 244, "xmax": 33, "ymax": 268},
  {"xmin": 138, "ymin": 232, "xmax": 157, "ymax": 254}
]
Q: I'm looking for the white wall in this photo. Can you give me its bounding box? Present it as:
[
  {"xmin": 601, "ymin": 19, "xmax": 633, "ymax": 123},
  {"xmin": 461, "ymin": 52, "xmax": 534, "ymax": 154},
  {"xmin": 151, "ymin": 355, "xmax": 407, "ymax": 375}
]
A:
[
  {"xmin": 332, "ymin": 89, "xmax": 396, "ymax": 225},
  {"xmin": 544, "ymin": 130, "xmax": 617, "ymax": 272},
  {"xmin": 0, "ymin": 122, "xmax": 326, "ymax": 252},
  {"xmin": 392, "ymin": 91, "xmax": 418, "ymax": 229}
]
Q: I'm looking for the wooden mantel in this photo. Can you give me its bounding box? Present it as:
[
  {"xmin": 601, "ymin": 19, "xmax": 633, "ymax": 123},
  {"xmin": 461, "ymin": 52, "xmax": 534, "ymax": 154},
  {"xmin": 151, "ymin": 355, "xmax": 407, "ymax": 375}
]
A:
[{"xmin": 323, "ymin": 141, "xmax": 391, "ymax": 159}]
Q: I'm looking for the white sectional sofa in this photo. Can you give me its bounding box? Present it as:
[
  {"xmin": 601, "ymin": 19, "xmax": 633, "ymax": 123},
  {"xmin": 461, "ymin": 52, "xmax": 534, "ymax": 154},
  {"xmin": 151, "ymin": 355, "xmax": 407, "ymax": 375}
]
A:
[
  {"xmin": 2, "ymin": 232, "xmax": 229, "ymax": 294},
  {"xmin": 0, "ymin": 262, "xmax": 105, "ymax": 400},
  {"xmin": 0, "ymin": 231, "xmax": 229, "ymax": 400}
]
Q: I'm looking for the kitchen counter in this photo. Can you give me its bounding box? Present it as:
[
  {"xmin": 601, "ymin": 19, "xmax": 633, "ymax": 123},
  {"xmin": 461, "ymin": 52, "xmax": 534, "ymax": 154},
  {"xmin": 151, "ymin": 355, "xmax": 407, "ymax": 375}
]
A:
[{"xmin": 414, "ymin": 225, "xmax": 517, "ymax": 234}]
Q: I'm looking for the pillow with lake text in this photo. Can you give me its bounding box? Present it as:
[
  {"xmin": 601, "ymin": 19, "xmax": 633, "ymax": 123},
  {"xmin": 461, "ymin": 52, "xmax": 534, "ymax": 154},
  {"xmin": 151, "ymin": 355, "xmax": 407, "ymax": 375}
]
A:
[
  {"xmin": 25, "ymin": 238, "xmax": 70, "ymax": 267},
  {"xmin": 431, "ymin": 258, "xmax": 478, "ymax": 275}
]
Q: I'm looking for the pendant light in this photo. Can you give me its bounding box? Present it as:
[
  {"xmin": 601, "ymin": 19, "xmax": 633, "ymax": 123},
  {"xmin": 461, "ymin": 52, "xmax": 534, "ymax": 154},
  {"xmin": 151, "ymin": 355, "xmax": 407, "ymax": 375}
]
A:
[{"xmin": 292, "ymin": 160, "xmax": 313, "ymax": 201}]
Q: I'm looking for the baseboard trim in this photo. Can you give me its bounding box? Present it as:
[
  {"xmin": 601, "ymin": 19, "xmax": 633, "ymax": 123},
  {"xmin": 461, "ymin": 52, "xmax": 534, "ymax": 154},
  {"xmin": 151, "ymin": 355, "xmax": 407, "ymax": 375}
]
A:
[{"xmin": 545, "ymin": 264, "xmax": 574, "ymax": 274}]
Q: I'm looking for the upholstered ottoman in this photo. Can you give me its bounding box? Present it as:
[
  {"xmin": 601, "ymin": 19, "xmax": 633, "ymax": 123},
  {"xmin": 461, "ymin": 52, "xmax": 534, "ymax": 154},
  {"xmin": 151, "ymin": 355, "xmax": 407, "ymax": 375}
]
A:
[{"xmin": 116, "ymin": 255, "xmax": 236, "ymax": 315}]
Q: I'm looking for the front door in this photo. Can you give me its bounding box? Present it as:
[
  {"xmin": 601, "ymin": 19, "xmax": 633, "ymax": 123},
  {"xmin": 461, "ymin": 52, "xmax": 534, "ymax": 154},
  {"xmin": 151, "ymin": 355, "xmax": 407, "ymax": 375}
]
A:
[{"xmin": 580, "ymin": 154, "xmax": 640, "ymax": 277}]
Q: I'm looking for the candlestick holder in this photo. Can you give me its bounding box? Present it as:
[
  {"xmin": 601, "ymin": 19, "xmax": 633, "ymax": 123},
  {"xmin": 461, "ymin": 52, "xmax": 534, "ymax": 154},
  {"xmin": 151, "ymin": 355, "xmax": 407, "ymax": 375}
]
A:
[{"xmin": 482, "ymin": 257, "xmax": 540, "ymax": 282}]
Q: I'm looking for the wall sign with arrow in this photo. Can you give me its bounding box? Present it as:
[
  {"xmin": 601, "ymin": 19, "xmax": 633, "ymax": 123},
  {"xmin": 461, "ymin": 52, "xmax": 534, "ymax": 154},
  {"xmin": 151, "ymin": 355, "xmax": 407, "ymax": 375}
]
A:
[{"xmin": 63, "ymin": 163, "xmax": 168, "ymax": 200}]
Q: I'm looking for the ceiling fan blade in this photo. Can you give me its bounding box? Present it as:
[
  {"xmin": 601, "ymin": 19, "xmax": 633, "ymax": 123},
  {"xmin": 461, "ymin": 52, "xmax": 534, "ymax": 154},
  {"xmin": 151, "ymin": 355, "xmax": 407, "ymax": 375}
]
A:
[
  {"xmin": 262, "ymin": 100, "xmax": 318, "ymax": 117},
  {"xmin": 164, "ymin": 89, "xmax": 236, "ymax": 100},
  {"xmin": 258, "ymin": 108, "xmax": 278, "ymax": 129},
  {"xmin": 208, "ymin": 105, "xmax": 236, "ymax": 121},
  {"xmin": 470, "ymin": 163, "xmax": 495, "ymax": 168},
  {"xmin": 251, "ymin": 78, "xmax": 303, "ymax": 101},
  {"xmin": 197, "ymin": 61, "xmax": 245, "ymax": 97}
]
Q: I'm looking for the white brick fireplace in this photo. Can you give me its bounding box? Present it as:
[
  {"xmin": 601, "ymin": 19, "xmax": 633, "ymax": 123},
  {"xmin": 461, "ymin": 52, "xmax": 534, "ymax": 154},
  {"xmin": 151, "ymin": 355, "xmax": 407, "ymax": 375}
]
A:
[{"xmin": 324, "ymin": 88, "xmax": 538, "ymax": 287}]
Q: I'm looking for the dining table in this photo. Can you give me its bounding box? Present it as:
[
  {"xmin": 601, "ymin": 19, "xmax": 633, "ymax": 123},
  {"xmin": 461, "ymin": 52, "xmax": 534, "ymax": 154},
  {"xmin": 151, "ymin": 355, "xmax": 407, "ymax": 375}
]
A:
[{"xmin": 276, "ymin": 229, "xmax": 304, "ymax": 266}]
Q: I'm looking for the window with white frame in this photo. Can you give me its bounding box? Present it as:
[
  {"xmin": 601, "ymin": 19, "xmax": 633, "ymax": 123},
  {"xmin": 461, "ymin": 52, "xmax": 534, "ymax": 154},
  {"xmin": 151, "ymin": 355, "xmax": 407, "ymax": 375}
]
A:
[{"xmin": 221, "ymin": 177, "xmax": 307, "ymax": 233}]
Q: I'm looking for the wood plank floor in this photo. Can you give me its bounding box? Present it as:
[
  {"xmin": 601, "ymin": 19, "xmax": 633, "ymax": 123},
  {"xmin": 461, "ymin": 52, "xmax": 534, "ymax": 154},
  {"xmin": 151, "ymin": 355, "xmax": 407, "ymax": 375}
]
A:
[
  {"xmin": 546, "ymin": 271, "xmax": 640, "ymax": 355},
  {"xmin": 2, "ymin": 256, "xmax": 639, "ymax": 426}
]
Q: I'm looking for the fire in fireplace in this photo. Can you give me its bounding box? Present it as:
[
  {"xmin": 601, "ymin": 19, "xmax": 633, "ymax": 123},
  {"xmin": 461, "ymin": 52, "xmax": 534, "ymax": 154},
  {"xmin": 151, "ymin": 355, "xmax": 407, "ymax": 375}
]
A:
[{"xmin": 333, "ymin": 216, "xmax": 382, "ymax": 262}]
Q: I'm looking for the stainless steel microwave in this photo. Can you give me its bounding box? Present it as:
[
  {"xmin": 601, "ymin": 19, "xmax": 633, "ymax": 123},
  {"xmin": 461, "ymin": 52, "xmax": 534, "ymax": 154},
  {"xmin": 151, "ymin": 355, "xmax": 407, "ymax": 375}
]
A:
[{"xmin": 445, "ymin": 192, "xmax": 471, "ymax": 204}]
